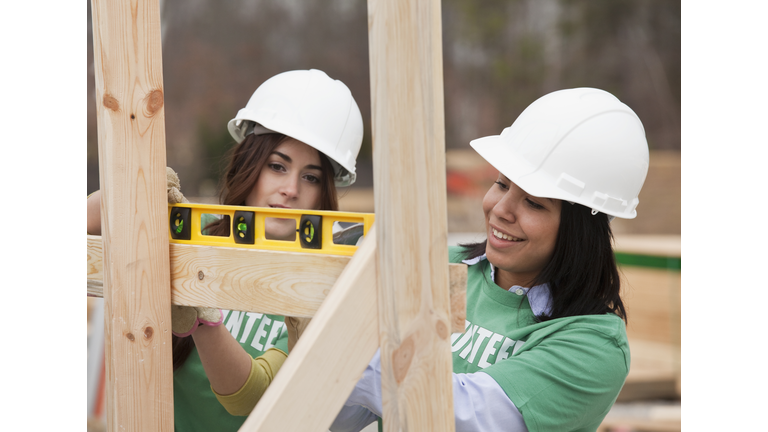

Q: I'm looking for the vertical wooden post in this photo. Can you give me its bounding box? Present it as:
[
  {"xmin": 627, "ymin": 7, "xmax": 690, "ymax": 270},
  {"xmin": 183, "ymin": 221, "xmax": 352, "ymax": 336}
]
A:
[
  {"xmin": 90, "ymin": 0, "xmax": 174, "ymax": 430},
  {"xmin": 368, "ymin": 0, "xmax": 455, "ymax": 430}
]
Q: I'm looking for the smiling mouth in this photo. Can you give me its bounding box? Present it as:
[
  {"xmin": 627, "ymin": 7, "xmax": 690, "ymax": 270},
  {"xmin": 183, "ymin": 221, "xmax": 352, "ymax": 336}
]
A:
[{"xmin": 492, "ymin": 228, "xmax": 523, "ymax": 242}]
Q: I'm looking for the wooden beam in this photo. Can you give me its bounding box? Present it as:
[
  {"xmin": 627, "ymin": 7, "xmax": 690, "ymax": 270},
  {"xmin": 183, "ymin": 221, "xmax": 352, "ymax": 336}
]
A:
[
  {"xmin": 619, "ymin": 264, "xmax": 681, "ymax": 400},
  {"xmin": 88, "ymin": 235, "xmax": 467, "ymax": 332},
  {"xmin": 90, "ymin": 0, "xmax": 174, "ymax": 430},
  {"xmin": 598, "ymin": 402, "xmax": 681, "ymax": 432},
  {"xmin": 239, "ymin": 227, "xmax": 380, "ymax": 432},
  {"xmin": 87, "ymin": 235, "xmax": 104, "ymax": 296},
  {"xmin": 368, "ymin": 0, "xmax": 455, "ymax": 430}
]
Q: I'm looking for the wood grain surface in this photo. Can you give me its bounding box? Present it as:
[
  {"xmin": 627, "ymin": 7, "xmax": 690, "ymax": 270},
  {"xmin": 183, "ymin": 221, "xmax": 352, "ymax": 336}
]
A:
[
  {"xmin": 88, "ymin": 236, "xmax": 467, "ymax": 331},
  {"xmin": 90, "ymin": 0, "xmax": 174, "ymax": 429},
  {"xmin": 368, "ymin": 0, "xmax": 456, "ymax": 430},
  {"xmin": 239, "ymin": 228, "xmax": 380, "ymax": 432}
]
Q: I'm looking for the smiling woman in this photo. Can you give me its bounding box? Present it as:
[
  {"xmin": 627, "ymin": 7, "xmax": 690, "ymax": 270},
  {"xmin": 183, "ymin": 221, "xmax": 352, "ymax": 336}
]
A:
[
  {"xmin": 483, "ymin": 175, "xmax": 562, "ymax": 289},
  {"xmin": 332, "ymin": 87, "xmax": 650, "ymax": 432}
]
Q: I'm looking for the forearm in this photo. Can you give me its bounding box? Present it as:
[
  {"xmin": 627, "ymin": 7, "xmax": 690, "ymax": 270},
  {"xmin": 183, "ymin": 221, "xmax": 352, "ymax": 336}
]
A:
[
  {"xmin": 191, "ymin": 324, "xmax": 255, "ymax": 395},
  {"xmin": 87, "ymin": 190, "xmax": 102, "ymax": 235},
  {"xmin": 213, "ymin": 348, "xmax": 288, "ymax": 416}
]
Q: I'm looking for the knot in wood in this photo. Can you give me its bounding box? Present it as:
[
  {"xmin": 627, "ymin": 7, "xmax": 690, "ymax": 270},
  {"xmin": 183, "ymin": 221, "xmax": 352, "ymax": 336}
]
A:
[
  {"xmin": 102, "ymin": 94, "xmax": 119, "ymax": 112},
  {"xmin": 436, "ymin": 319, "xmax": 449, "ymax": 340},
  {"xmin": 126, "ymin": 332, "xmax": 135, "ymax": 341},
  {"xmin": 198, "ymin": 271, "xmax": 204, "ymax": 280},
  {"xmin": 144, "ymin": 327, "xmax": 153, "ymax": 339},
  {"xmin": 145, "ymin": 89, "xmax": 164, "ymax": 116},
  {"xmin": 392, "ymin": 336, "xmax": 415, "ymax": 384}
]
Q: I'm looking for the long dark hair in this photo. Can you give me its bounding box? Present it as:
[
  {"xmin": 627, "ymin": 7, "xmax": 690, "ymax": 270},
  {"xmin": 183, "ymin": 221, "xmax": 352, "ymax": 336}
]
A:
[
  {"xmin": 173, "ymin": 132, "xmax": 340, "ymax": 372},
  {"xmin": 460, "ymin": 200, "xmax": 627, "ymax": 323}
]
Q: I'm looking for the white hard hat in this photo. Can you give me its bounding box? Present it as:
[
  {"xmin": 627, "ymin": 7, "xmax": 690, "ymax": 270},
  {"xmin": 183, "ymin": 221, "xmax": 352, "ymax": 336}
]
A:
[
  {"xmin": 470, "ymin": 88, "xmax": 649, "ymax": 219},
  {"xmin": 228, "ymin": 69, "xmax": 364, "ymax": 187}
]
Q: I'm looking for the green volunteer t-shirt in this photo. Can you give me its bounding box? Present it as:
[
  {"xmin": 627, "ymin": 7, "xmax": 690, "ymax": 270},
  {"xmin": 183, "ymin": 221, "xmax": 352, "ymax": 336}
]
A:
[
  {"xmin": 174, "ymin": 210, "xmax": 287, "ymax": 431},
  {"xmin": 173, "ymin": 214, "xmax": 362, "ymax": 431},
  {"xmin": 173, "ymin": 311, "xmax": 288, "ymax": 432},
  {"xmin": 448, "ymin": 246, "xmax": 630, "ymax": 432}
]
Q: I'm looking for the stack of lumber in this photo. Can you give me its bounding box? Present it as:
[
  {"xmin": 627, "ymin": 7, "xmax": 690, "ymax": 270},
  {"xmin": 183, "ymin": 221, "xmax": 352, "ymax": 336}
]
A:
[
  {"xmin": 598, "ymin": 401, "xmax": 681, "ymax": 432},
  {"xmin": 602, "ymin": 235, "xmax": 681, "ymax": 432}
]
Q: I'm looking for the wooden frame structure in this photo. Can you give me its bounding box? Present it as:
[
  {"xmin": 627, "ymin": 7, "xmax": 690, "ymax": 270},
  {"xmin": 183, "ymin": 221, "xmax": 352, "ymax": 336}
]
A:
[{"xmin": 89, "ymin": 0, "xmax": 462, "ymax": 430}]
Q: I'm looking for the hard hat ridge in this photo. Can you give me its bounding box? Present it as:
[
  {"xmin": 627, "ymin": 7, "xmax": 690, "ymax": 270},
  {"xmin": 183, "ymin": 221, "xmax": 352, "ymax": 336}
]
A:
[{"xmin": 470, "ymin": 88, "xmax": 650, "ymax": 219}]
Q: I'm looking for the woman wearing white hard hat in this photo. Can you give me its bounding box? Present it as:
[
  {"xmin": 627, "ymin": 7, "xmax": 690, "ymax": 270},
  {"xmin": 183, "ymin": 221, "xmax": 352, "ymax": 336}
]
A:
[
  {"xmin": 87, "ymin": 69, "xmax": 364, "ymax": 431},
  {"xmin": 331, "ymin": 88, "xmax": 650, "ymax": 432}
]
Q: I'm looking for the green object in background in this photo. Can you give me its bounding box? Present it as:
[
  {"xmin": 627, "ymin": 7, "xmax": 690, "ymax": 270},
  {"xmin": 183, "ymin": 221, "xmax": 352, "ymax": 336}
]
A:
[{"xmin": 614, "ymin": 252, "xmax": 680, "ymax": 271}]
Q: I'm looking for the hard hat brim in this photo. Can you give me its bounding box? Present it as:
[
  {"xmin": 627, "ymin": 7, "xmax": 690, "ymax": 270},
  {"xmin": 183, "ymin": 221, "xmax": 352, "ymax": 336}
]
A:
[{"xmin": 470, "ymin": 134, "xmax": 639, "ymax": 219}]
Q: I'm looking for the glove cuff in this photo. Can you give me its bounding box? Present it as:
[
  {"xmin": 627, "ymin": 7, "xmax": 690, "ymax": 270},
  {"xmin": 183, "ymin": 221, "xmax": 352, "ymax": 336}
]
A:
[{"xmin": 172, "ymin": 309, "xmax": 224, "ymax": 338}]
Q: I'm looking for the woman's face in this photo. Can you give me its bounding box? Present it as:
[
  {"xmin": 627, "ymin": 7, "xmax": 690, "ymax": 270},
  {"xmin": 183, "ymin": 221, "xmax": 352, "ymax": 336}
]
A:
[
  {"xmin": 482, "ymin": 173, "xmax": 561, "ymax": 288},
  {"xmin": 245, "ymin": 138, "xmax": 324, "ymax": 240}
]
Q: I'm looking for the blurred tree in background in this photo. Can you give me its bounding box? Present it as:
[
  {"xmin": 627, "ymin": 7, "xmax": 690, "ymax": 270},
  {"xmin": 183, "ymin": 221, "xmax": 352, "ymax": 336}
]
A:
[
  {"xmin": 441, "ymin": 0, "xmax": 680, "ymax": 151},
  {"xmin": 87, "ymin": 0, "xmax": 680, "ymax": 198}
]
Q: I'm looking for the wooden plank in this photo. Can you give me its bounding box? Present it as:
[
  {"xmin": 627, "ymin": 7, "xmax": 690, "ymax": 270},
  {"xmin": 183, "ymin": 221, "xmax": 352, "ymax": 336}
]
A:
[
  {"xmin": 239, "ymin": 227, "xmax": 380, "ymax": 432},
  {"xmin": 625, "ymin": 340, "xmax": 677, "ymax": 383},
  {"xmin": 88, "ymin": 235, "xmax": 467, "ymax": 331},
  {"xmin": 614, "ymin": 234, "xmax": 681, "ymax": 258},
  {"xmin": 618, "ymin": 259, "xmax": 681, "ymax": 401},
  {"xmin": 87, "ymin": 235, "xmax": 104, "ymax": 296},
  {"xmin": 90, "ymin": 0, "xmax": 174, "ymax": 430},
  {"xmin": 598, "ymin": 402, "xmax": 681, "ymax": 432},
  {"xmin": 618, "ymin": 339, "xmax": 678, "ymax": 401},
  {"xmin": 621, "ymin": 265, "xmax": 681, "ymax": 399},
  {"xmin": 168, "ymin": 243, "xmax": 349, "ymax": 317},
  {"xmin": 368, "ymin": 0, "xmax": 455, "ymax": 430},
  {"xmin": 621, "ymin": 266, "xmax": 681, "ymax": 345}
]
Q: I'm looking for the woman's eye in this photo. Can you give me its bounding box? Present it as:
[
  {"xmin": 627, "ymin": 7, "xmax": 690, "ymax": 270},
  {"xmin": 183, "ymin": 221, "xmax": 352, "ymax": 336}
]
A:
[
  {"xmin": 304, "ymin": 174, "xmax": 320, "ymax": 184},
  {"xmin": 494, "ymin": 180, "xmax": 508, "ymax": 190},
  {"xmin": 269, "ymin": 163, "xmax": 286, "ymax": 172},
  {"xmin": 526, "ymin": 198, "xmax": 544, "ymax": 210}
]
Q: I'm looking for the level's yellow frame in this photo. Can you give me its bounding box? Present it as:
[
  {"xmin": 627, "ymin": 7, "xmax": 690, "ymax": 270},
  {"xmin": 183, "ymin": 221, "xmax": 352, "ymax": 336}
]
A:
[{"xmin": 169, "ymin": 203, "xmax": 375, "ymax": 256}]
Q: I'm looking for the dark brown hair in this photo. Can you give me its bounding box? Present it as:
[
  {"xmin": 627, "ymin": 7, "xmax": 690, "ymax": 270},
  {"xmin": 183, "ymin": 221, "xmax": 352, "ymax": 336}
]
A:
[{"xmin": 173, "ymin": 132, "xmax": 339, "ymax": 372}]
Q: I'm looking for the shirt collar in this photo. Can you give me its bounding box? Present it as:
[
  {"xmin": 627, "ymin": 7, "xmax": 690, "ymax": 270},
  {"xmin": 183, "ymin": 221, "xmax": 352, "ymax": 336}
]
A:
[{"xmin": 462, "ymin": 253, "xmax": 552, "ymax": 316}]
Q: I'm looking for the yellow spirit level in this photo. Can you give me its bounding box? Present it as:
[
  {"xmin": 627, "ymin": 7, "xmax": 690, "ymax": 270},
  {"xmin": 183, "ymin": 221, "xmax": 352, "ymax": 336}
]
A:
[{"xmin": 168, "ymin": 203, "xmax": 375, "ymax": 256}]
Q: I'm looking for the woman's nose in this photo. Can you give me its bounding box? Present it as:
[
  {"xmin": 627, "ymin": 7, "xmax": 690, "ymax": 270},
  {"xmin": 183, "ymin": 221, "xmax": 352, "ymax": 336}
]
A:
[
  {"xmin": 492, "ymin": 192, "xmax": 518, "ymax": 223},
  {"xmin": 279, "ymin": 175, "xmax": 300, "ymax": 198}
]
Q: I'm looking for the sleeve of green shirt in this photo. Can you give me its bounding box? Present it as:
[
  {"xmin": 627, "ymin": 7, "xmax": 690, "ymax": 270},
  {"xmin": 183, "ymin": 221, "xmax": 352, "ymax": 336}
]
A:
[
  {"xmin": 212, "ymin": 347, "xmax": 288, "ymax": 416},
  {"xmin": 482, "ymin": 321, "xmax": 630, "ymax": 432}
]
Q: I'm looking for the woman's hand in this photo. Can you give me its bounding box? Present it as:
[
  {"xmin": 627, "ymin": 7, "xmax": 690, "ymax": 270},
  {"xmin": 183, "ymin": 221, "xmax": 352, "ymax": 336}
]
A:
[{"xmin": 285, "ymin": 316, "xmax": 312, "ymax": 352}]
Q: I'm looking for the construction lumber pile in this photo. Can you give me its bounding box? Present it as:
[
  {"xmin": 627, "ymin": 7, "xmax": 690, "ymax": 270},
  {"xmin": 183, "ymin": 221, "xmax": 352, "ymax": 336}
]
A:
[{"xmin": 602, "ymin": 235, "xmax": 681, "ymax": 432}]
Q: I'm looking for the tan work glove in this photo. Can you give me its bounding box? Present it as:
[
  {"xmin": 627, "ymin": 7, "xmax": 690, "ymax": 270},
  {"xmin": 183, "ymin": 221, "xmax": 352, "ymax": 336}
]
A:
[
  {"xmin": 167, "ymin": 167, "xmax": 224, "ymax": 337},
  {"xmin": 166, "ymin": 166, "xmax": 189, "ymax": 205},
  {"xmin": 285, "ymin": 317, "xmax": 312, "ymax": 353}
]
